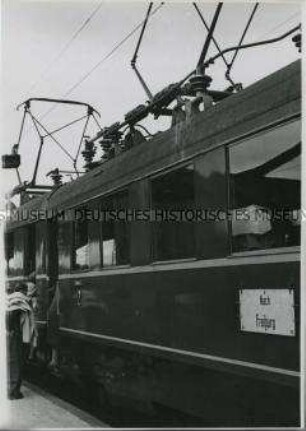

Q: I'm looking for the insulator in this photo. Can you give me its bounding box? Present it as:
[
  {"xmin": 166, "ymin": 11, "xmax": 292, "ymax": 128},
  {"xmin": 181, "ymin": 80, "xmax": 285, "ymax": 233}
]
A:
[
  {"xmin": 82, "ymin": 140, "xmax": 97, "ymax": 171},
  {"xmin": 104, "ymin": 122, "xmax": 122, "ymax": 139},
  {"xmin": 189, "ymin": 74, "xmax": 212, "ymax": 94},
  {"xmin": 81, "ymin": 140, "xmax": 96, "ymax": 164},
  {"xmin": 125, "ymin": 104, "xmax": 148, "ymax": 125},
  {"xmin": 98, "ymin": 122, "xmax": 122, "ymax": 161},
  {"xmin": 100, "ymin": 139, "xmax": 115, "ymax": 161},
  {"xmin": 150, "ymin": 83, "xmax": 181, "ymax": 111},
  {"xmin": 119, "ymin": 140, "xmax": 127, "ymax": 152},
  {"xmin": 292, "ymin": 33, "xmax": 301, "ymax": 52},
  {"xmin": 49, "ymin": 168, "xmax": 62, "ymax": 187},
  {"xmin": 86, "ymin": 160, "xmax": 100, "ymax": 171},
  {"xmin": 100, "ymin": 139, "xmax": 112, "ymax": 153}
]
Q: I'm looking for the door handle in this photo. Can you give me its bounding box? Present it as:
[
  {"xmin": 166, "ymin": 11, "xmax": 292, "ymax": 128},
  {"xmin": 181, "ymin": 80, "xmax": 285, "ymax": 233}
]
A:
[{"xmin": 74, "ymin": 281, "xmax": 82, "ymax": 307}]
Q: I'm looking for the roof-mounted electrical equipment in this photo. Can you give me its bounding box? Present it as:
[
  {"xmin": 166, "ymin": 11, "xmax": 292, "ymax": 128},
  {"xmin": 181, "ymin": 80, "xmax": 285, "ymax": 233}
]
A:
[
  {"xmin": 125, "ymin": 104, "xmax": 148, "ymax": 125},
  {"xmin": 46, "ymin": 168, "xmax": 63, "ymax": 187},
  {"xmin": 2, "ymin": 97, "xmax": 102, "ymax": 200},
  {"xmin": 149, "ymin": 83, "xmax": 181, "ymax": 117},
  {"xmin": 82, "ymin": 140, "xmax": 99, "ymax": 171},
  {"xmin": 292, "ymin": 33, "xmax": 301, "ymax": 52}
]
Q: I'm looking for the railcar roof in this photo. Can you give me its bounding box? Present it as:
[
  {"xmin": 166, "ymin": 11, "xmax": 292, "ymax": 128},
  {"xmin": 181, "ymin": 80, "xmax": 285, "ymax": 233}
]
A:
[{"xmin": 7, "ymin": 60, "xmax": 301, "ymax": 230}]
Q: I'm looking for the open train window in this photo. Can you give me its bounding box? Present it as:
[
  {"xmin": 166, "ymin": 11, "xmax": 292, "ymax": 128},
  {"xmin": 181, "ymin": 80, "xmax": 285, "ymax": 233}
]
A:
[
  {"xmin": 72, "ymin": 209, "xmax": 89, "ymax": 270},
  {"xmin": 229, "ymin": 120, "xmax": 301, "ymax": 252},
  {"xmin": 101, "ymin": 191, "xmax": 130, "ymax": 266},
  {"xmin": 151, "ymin": 164, "xmax": 195, "ymax": 261}
]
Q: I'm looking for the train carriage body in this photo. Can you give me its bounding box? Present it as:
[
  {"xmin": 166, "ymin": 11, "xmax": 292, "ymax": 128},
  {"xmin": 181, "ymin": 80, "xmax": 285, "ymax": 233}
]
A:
[{"xmin": 5, "ymin": 60, "xmax": 301, "ymax": 426}]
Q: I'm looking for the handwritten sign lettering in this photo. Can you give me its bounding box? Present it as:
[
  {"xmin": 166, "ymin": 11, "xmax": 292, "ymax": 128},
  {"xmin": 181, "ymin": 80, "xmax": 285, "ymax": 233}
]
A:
[{"xmin": 239, "ymin": 289, "xmax": 295, "ymax": 337}]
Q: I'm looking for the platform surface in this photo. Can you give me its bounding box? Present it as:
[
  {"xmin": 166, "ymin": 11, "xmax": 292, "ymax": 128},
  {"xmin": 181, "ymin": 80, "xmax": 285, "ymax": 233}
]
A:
[{"xmin": 3, "ymin": 381, "xmax": 109, "ymax": 429}]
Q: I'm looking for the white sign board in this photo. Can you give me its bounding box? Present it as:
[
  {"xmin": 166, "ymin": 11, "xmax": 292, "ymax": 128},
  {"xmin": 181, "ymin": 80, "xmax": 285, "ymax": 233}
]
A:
[{"xmin": 239, "ymin": 289, "xmax": 295, "ymax": 337}]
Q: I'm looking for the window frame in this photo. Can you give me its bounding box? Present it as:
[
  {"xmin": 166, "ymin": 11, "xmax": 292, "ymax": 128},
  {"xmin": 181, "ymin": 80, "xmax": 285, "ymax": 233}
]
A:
[
  {"xmin": 71, "ymin": 207, "xmax": 90, "ymax": 272},
  {"xmin": 149, "ymin": 162, "xmax": 196, "ymax": 263},
  {"xmin": 227, "ymin": 117, "xmax": 301, "ymax": 256},
  {"xmin": 99, "ymin": 188, "xmax": 131, "ymax": 269}
]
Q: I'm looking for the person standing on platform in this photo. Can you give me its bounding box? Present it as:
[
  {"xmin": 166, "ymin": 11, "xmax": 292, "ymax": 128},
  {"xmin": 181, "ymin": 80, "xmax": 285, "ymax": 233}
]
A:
[{"xmin": 6, "ymin": 282, "xmax": 36, "ymax": 399}]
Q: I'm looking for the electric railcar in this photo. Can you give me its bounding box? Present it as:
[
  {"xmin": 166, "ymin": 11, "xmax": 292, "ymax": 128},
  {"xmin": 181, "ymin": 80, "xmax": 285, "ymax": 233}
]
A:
[{"xmin": 5, "ymin": 60, "xmax": 301, "ymax": 426}]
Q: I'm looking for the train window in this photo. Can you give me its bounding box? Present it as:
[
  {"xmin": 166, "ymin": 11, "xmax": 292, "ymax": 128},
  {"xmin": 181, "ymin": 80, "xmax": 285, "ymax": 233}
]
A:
[
  {"xmin": 229, "ymin": 120, "xmax": 301, "ymax": 252},
  {"xmin": 5, "ymin": 229, "xmax": 24, "ymax": 276},
  {"xmin": 72, "ymin": 210, "xmax": 89, "ymax": 270},
  {"xmin": 101, "ymin": 191, "xmax": 130, "ymax": 266},
  {"xmin": 151, "ymin": 165, "xmax": 195, "ymax": 261}
]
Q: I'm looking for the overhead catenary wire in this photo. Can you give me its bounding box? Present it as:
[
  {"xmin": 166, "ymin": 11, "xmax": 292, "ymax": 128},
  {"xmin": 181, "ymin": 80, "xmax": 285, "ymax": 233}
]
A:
[
  {"xmin": 226, "ymin": 3, "xmax": 259, "ymax": 79},
  {"xmin": 260, "ymin": 11, "xmax": 300, "ymax": 38},
  {"xmin": 25, "ymin": 2, "xmax": 104, "ymax": 97},
  {"xmin": 14, "ymin": 1, "xmax": 103, "ymax": 152},
  {"xmin": 12, "ymin": 5, "xmax": 301, "ymax": 186},
  {"xmin": 40, "ymin": 2, "xmax": 165, "ymax": 120}
]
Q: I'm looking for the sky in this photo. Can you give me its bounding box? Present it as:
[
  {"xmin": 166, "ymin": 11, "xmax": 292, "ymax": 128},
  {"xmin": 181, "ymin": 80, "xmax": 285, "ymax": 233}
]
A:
[{"xmin": 0, "ymin": 0, "xmax": 302, "ymax": 200}]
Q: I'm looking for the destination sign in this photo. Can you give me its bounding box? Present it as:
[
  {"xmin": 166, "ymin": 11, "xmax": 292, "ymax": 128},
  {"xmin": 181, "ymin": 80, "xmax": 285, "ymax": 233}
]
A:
[{"xmin": 239, "ymin": 289, "xmax": 295, "ymax": 337}]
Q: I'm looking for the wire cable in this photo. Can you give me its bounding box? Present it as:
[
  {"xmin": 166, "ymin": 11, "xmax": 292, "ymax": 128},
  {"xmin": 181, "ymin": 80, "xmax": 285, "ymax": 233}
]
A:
[
  {"xmin": 92, "ymin": 113, "xmax": 103, "ymax": 130},
  {"xmin": 203, "ymin": 24, "xmax": 301, "ymax": 69},
  {"xmin": 25, "ymin": 2, "xmax": 103, "ymax": 97},
  {"xmin": 260, "ymin": 11, "xmax": 300, "ymax": 38},
  {"xmin": 30, "ymin": 114, "xmax": 75, "ymax": 162},
  {"xmin": 42, "ymin": 114, "xmax": 88, "ymax": 137},
  {"xmin": 74, "ymin": 115, "xmax": 91, "ymax": 165},
  {"xmin": 226, "ymin": 3, "xmax": 259, "ymax": 79},
  {"xmin": 40, "ymin": 2, "xmax": 164, "ymax": 120}
]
